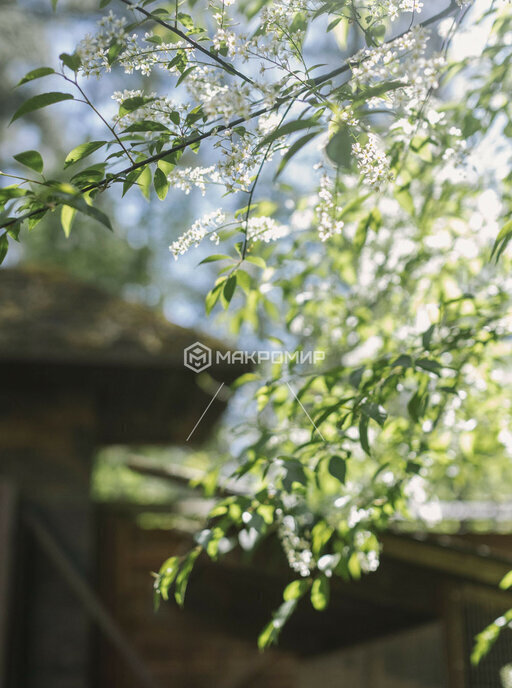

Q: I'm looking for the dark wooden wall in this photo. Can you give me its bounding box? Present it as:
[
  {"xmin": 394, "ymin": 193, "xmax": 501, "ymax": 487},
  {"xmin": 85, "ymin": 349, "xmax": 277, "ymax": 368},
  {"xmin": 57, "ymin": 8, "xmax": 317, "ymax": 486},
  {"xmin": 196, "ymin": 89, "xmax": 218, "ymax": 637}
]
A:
[
  {"xmin": 97, "ymin": 509, "xmax": 297, "ymax": 688},
  {"xmin": 0, "ymin": 380, "xmax": 95, "ymax": 688}
]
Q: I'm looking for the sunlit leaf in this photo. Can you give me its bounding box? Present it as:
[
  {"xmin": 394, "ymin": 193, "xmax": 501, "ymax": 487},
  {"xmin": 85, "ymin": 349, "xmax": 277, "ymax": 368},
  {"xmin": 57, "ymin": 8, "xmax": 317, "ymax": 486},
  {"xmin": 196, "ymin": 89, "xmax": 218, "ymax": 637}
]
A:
[
  {"xmin": 65, "ymin": 141, "xmax": 107, "ymax": 168},
  {"xmin": 10, "ymin": 92, "xmax": 74, "ymax": 123},
  {"xmin": 13, "ymin": 150, "xmax": 43, "ymax": 174}
]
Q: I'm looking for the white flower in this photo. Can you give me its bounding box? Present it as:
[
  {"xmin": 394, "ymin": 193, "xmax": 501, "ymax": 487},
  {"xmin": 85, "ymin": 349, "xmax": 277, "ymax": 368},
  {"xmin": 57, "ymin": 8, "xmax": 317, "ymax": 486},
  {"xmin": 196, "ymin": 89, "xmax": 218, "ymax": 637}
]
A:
[
  {"xmin": 246, "ymin": 216, "xmax": 289, "ymax": 243},
  {"xmin": 169, "ymin": 209, "xmax": 225, "ymax": 259},
  {"xmin": 315, "ymin": 174, "xmax": 344, "ymax": 241},
  {"xmin": 352, "ymin": 134, "xmax": 393, "ymax": 189},
  {"xmin": 367, "ymin": 0, "xmax": 423, "ymax": 21}
]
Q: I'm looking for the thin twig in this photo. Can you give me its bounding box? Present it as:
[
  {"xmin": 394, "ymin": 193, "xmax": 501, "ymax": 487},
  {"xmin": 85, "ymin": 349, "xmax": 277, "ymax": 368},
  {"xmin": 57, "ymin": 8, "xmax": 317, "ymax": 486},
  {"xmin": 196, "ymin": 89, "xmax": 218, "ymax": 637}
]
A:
[
  {"xmin": 63, "ymin": 74, "xmax": 135, "ymax": 164},
  {"xmin": 241, "ymin": 102, "xmax": 294, "ymax": 260}
]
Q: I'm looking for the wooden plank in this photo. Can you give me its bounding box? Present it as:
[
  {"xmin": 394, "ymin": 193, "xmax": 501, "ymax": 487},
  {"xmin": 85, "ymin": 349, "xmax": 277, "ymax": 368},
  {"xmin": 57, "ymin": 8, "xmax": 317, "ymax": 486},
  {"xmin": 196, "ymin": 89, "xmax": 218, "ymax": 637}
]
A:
[
  {"xmin": 0, "ymin": 481, "xmax": 17, "ymax": 688},
  {"xmin": 381, "ymin": 534, "xmax": 512, "ymax": 586},
  {"xmin": 24, "ymin": 509, "xmax": 163, "ymax": 688}
]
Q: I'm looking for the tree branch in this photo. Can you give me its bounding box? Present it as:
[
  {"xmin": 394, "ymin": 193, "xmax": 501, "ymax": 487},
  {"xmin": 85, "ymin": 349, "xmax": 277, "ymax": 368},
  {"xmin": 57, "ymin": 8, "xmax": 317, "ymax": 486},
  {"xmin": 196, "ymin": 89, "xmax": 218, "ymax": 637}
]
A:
[{"xmin": 0, "ymin": 1, "xmax": 460, "ymax": 232}]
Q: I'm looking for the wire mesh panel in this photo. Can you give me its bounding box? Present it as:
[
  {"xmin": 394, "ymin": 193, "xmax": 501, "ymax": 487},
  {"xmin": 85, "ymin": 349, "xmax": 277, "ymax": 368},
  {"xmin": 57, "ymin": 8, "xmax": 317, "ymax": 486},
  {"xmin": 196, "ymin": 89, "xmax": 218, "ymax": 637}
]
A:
[{"xmin": 462, "ymin": 588, "xmax": 512, "ymax": 688}]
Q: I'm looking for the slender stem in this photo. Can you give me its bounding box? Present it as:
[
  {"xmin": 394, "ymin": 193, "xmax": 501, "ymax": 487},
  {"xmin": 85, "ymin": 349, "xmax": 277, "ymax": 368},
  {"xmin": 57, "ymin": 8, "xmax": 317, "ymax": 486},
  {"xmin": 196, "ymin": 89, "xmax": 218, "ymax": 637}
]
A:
[
  {"xmin": 241, "ymin": 102, "xmax": 294, "ymax": 260},
  {"xmin": 64, "ymin": 75, "xmax": 135, "ymax": 164},
  {"xmin": 0, "ymin": 171, "xmax": 46, "ymax": 186}
]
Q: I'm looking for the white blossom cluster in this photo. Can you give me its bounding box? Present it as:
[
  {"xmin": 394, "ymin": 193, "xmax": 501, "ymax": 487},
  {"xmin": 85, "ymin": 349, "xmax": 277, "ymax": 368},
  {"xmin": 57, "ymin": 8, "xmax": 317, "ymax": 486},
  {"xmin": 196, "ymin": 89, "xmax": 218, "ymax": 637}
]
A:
[
  {"xmin": 186, "ymin": 67, "xmax": 254, "ymax": 124},
  {"xmin": 166, "ymin": 135, "xmax": 265, "ymax": 196},
  {"xmin": 169, "ymin": 209, "xmax": 225, "ymax": 259},
  {"xmin": 77, "ymin": 11, "xmax": 128, "ymax": 77},
  {"xmin": 77, "ymin": 12, "xmax": 190, "ymax": 78},
  {"xmin": 119, "ymin": 34, "xmax": 188, "ymax": 76},
  {"xmin": 261, "ymin": 0, "xmax": 309, "ymax": 25},
  {"xmin": 351, "ymin": 27, "xmax": 445, "ymax": 117},
  {"xmin": 354, "ymin": 530, "xmax": 380, "ymax": 573},
  {"xmin": 246, "ymin": 216, "xmax": 289, "ymax": 243},
  {"xmin": 111, "ymin": 89, "xmax": 186, "ymax": 130},
  {"xmin": 216, "ymin": 136, "xmax": 265, "ymax": 192},
  {"xmin": 278, "ymin": 515, "xmax": 315, "ymax": 577},
  {"xmin": 352, "ymin": 135, "xmax": 393, "ymax": 189},
  {"xmin": 442, "ymin": 126, "xmax": 468, "ymax": 165},
  {"xmin": 315, "ymin": 174, "xmax": 345, "ymax": 242},
  {"xmin": 167, "ymin": 166, "xmax": 221, "ymax": 196},
  {"xmin": 366, "ymin": 0, "xmax": 423, "ymax": 21}
]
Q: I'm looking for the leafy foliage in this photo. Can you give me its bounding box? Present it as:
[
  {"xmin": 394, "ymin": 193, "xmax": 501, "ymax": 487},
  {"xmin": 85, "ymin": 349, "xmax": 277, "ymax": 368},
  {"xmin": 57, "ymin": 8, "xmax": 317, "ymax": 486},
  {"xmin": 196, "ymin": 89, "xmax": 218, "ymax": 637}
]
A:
[{"xmin": 3, "ymin": 0, "xmax": 512, "ymax": 660}]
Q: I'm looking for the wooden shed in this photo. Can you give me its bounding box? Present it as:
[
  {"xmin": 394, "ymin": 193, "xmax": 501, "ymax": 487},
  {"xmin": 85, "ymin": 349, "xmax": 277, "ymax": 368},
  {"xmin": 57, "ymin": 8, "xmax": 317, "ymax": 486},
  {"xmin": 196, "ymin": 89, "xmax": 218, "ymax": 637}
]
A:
[
  {"xmin": 0, "ymin": 267, "xmax": 245, "ymax": 688},
  {"xmin": 97, "ymin": 502, "xmax": 512, "ymax": 688},
  {"xmin": 1, "ymin": 266, "xmax": 511, "ymax": 688}
]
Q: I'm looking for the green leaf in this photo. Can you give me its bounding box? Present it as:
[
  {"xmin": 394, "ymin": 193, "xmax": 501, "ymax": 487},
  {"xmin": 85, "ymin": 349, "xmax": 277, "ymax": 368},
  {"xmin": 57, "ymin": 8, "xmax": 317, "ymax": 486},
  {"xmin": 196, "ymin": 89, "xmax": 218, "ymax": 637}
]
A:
[
  {"xmin": 198, "ymin": 254, "xmax": 233, "ymax": 265},
  {"xmin": 59, "ymin": 53, "xmax": 82, "ymax": 72},
  {"xmin": 205, "ymin": 280, "xmax": 224, "ymax": 314},
  {"xmin": 244, "ymin": 255, "xmax": 266, "ymax": 269},
  {"xmin": 258, "ymin": 620, "xmax": 278, "ymax": 650},
  {"xmin": 0, "ymin": 234, "xmax": 8, "ymax": 265},
  {"xmin": 407, "ymin": 390, "xmax": 429, "ymax": 422},
  {"xmin": 257, "ymin": 118, "xmax": 321, "ymax": 151},
  {"xmin": 283, "ymin": 579, "xmax": 310, "ymax": 602},
  {"xmin": 328, "ymin": 455, "xmax": 347, "ymax": 484},
  {"xmin": 10, "ymin": 92, "xmax": 74, "ymax": 123},
  {"xmin": 311, "ymin": 575, "xmax": 330, "ymax": 611},
  {"xmin": 416, "ymin": 358, "xmax": 443, "ymax": 375},
  {"xmin": 158, "ymin": 556, "xmax": 180, "ymax": 601},
  {"xmin": 60, "ymin": 205, "xmax": 76, "ymax": 238},
  {"xmin": 275, "ymin": 131, "xmax": 319, "ymax": 179},
  {"xmin": 361, "ymin": 402, "xmax": 387, "ymax": 427},
  {"xmin": 122, "ymin": 169, "xmax": 143, "ymax": 197},
  {"xmin": 311, "ymin": 521, "xmax": 334, "ymax": 557},
  {"xmin": 359, "ymin": 415, "xmax": 370, "ymax": 455},
  {"xmin": 58, "ymin": 195, "xmax": 112, "ymax": 231},
  {"xmin": 222, "ymin": 274, "xmax": 237, "ymax": 307},
  {"xmin": 107, "ymin": 42, "xmax": 123, "ymax": 65},
  {"xmin": 174, "ymin": 549, "xmax": 200, "ymax": 607},
  {"xmin": 153, "ymin": 167, "xmax": 170, "ymax": 201},
  {"xmin": 17, "ymin": 67, "xmax": 55, "ymax": 87},
  {"xmin": 65, "ymin": 141, "xmax": 107, "ymax": 168},
  {"xmin": 258, "ymin": 599, "xmax": 298, "ymax": 650},
  {"xmin": 123, "ymin": 121, "xmax": 169, "ymax": 133},
  {"xmin": 326, "ymin": 128, "xmax": 353, "ymax": 168},
  {"xmin": 0, "ymin": 186, "xmax": 29, "ymax": 203},
  {"xmin": 395, "ymin": 187, "xmax": 415, "ymax": 216},
  {"xmin": 282, "ymin": 459, "xmax": 307, "ymax": 491},
  {"xmin": 138, "ymin": 165, "xmax": 152, "ymax": 200},
  {"xmin": 119, "ymin": 96, "xmax": 151, "ymax": 117},
  {"xmin": 13, "ymin": 150, "xmax": 43, "ymax": 174},
  {"xmin": 491, "ymin": 218, "xmax": 512, "ymax": 261},
  {"xmin": 27, "ymin": 210, "xmax": 47, "ymax": 231},
  {"xmin": 500, "ymin": 570, "xmax": 512, "ymax": 590},
  {"xmin": 470, "ymin": 612, "xmax": 512, "ymax": 667},
  {"xmin": 348, "ymin": 552, "xmax": 361, "ymax": 579},
  {"xmin": 422, "ymin": 324, "xmax": 435, "ymax": 350},
  {"xmin": 353, "ymin": 79, "xmax": 404, "ymax": 105}
]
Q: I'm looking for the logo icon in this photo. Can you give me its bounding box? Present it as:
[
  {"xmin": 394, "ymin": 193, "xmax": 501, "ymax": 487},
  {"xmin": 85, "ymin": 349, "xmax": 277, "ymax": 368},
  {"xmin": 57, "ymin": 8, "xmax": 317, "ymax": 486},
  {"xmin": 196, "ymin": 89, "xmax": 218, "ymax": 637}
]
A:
[{"xmin": 184, "ymin": 341, "xmax": 212, "ymax": 373}]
